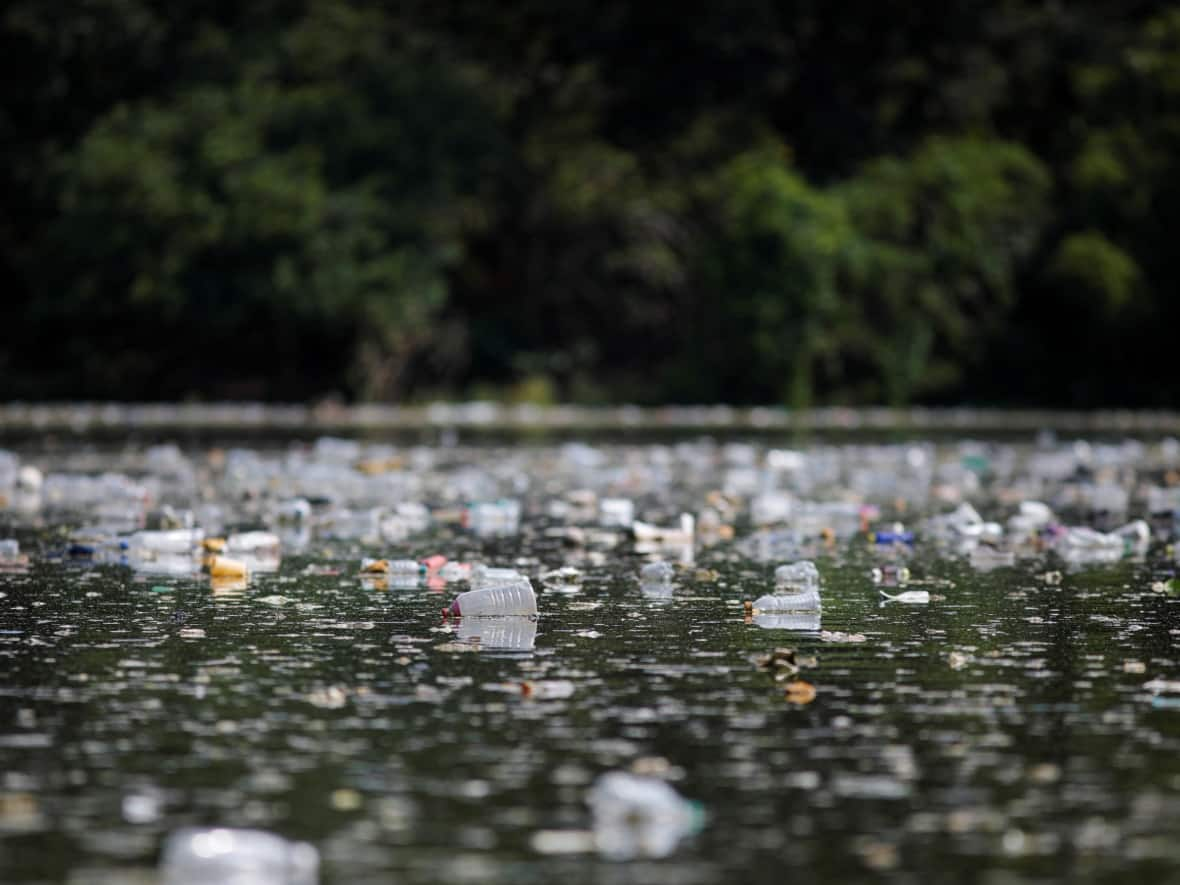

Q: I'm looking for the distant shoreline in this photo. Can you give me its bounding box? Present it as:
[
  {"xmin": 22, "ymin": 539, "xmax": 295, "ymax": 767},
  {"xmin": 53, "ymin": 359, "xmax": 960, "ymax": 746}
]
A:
[{"xmin": 2, "ymin": 403, "xmax": 1179, "ymax": 440}]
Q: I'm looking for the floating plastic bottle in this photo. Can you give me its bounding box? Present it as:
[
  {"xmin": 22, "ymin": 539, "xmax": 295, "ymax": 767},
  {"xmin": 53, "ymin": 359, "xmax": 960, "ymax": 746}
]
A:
[
  {"xmin": 160, "ymin": 827, "xmax": 319, "ymax": 885},
  {"xmin": 750, "ymin": 492, "xmax": 793, "ymax": 526},
  {"xmin": 774, "ymin": 560, "xmax": 819, "ymax": 590},
  {"xmin": 447, "ymin": 580, "xmax": 537, "ymax": 617},
  {"xmin": 1007, "ymin": 500, "xmax": 1053, "ymax": 536},
  {"xmin": 127, "ymin": 529, "xmax": 204, "ymax": 556},
  {"xmin": 0, "ymin": 539, "xmax": 29, "ymax": 571},
  {"xmin": 225, "ymin": 531, "xmax": 281, "ymax": 557},
  {"xmin": 600, "ymin": 498, "xmax": 635, "ymax": 528},
  {"xmin": 438, "ymin": 561, "xmax": 472, "ymax": 582},
  {"xmin": 587, "ymin": 772, "xmax": 704, "ymax": 860},
  {"xmin": 879, "ymin": 589, "xmax": 931, "ymax": 604},
  {"xmin": 752, "ymin": 587, "xmax": 821, "ymax": 612}
]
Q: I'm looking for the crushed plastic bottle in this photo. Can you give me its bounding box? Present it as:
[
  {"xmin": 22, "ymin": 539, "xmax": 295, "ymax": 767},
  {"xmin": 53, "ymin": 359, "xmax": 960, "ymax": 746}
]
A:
[
  {"xmin": 587, "ymin": 772, "xmax": 704, "ymax": 860},
  {"xmin": 160, "ymin": 827, "xmax": 319, "ymax": 885},
  {"xmin": 225, "ymin": 531, "xmax": 281, "ymax": 558}
]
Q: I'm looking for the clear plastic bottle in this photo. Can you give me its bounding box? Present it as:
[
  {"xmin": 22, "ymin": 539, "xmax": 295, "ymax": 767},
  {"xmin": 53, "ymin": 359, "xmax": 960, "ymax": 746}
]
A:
[
  {"xmin": 774, "ymin": 560, "xmax": 819, "ymax": 590},
  {"xmin": 225, "ymin": 531, "xmax": 281, "ymax": 557},
  {"xmin": 438, "ymin": 561, "xmax": 472, "ymax": 582},
  {"xmin": 126, "ymin": 528, "xmax": 204, "ymax": 556},
  {"xmin": 599, "ymin": 498, "xmax": 634, "ymax": 528},
  {"xmin": 753, "ymin": 588, "xmax": 821, "ymax": 612},
  {"xmin": 448, "ymin": 580, "xmax": 537, "ymax": 617},
  {"xmin": 161, "ymin": 827, "xmax": 319, "ymax": 885}
]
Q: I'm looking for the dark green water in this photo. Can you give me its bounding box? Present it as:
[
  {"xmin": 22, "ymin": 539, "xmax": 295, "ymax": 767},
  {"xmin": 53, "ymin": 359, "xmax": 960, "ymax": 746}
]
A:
[
  {"xmin": 2, "ymin": 439, "xmax": 1180, "ymax": 883},
  {"xmin": 3, "ymin": 549, "xmax": 1180, "ymax": 883}
]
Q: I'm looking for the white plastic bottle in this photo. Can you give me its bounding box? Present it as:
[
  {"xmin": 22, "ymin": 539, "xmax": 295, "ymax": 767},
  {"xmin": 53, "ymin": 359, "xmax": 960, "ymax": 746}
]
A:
[
  {"xmin": 448, "ymin": 580, "xmax": 537, "ymax": 617},
  {"xmin": 127, "ymin": 528, "xmax": 204, "ymax": 557},
  {"xmin": 774, "ymin": 560, "xmax": 820, "ymax": 590},
  {"xmin": 753, "ymin": 587, "xmax": 821, "ymax": 612}
]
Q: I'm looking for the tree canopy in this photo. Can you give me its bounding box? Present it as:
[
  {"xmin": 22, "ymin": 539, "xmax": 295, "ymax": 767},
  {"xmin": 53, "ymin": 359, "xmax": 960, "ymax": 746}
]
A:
[{"xmin": 1, "ymin": 0, "xmax": 1174, "ymax": 405}]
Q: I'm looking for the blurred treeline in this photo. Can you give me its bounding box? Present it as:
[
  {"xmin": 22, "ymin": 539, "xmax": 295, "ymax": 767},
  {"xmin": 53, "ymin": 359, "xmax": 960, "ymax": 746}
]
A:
[{"xmin": 2, "ymin": 1, "xmax": 1177, "ymax": 406}]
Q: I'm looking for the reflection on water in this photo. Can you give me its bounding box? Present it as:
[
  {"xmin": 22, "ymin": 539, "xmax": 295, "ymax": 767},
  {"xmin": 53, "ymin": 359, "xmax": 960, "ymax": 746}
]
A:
[
  {"xmin": 455, "ymin": 616, "xmax": 538, "ymax": 651},
  {"xmin": 752, "ymin": 611, "xmax": 822, "ymax": 631}
]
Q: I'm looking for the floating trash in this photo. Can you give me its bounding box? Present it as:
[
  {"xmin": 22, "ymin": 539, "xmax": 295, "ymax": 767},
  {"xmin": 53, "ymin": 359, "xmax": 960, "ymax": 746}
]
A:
[
  {"xmin": 586, "ymin": 772, "xmax": 703, "ymax": 860},
  {"xmin": 160, "ymin": 827, "xmax": 319, "ymax": 885}
]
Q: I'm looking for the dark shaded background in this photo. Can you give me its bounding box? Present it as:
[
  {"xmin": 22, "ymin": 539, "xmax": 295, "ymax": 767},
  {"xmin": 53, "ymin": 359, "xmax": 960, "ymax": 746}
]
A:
[{"xmin": 2, "ymin": 1, "xmax": 1176, "ymax": 406}]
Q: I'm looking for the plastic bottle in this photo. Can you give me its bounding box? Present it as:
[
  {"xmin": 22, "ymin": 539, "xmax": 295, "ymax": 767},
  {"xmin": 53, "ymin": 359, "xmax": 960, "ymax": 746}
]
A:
[
  {"xmin": 750, "ymin": 493, "xmax": 793, "ymax": 526},
  {"xmin": 600, "ymin": 498, "xmax": 635, "ymax": 528},
  {"xmin": 752, "ymin": 588, "xmax": 821, "ymax": 612},
  {"xmin": 438, "ymin": 561, "xmax": 472, "ymax": 582},
  {"xmin": 127, "ymin": 529, "xmax": 204, "ymax": 556},
  {"xmin": 0, "ymin": 539, "xmax": 19, "ymax": 560},
  {"xmin": 774, "ymin": 560, "xmax": 819, "ymax": 590},
  {"xmin": 587, "ymin": 772, "xmax": 704, "ymax": 860},
  {"xmin": 871, "ymin": 528, "xmax": 914, "ymax": 546},
  {"xmin": 225, "ymin": 531, "xmax": 281, "ymax": 557},
  {"xmin": 447, "ymin": 580, "xmax": 537, "ymax": 617},
  {"xmin": 385, "ymin": 558, "xmax": 426, "ymax": 576}
]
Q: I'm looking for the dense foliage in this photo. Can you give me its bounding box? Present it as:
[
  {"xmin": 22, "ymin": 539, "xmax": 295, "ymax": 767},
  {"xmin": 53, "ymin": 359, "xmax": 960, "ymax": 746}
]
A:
[{"xmin": 1, "ymin": 1, "xmax": 1175, "ymax": 405}]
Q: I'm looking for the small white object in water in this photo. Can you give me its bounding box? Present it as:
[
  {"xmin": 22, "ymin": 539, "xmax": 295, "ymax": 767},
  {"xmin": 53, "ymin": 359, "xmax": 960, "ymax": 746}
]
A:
[
  {"xmin": 752, "ymin": 587, "xmax": 821, "ymax": 612},
  {"xmin": 160, "ymin": 826, "xmax": 319, "ymax": 884},
  {"xmin": 587, "ymin": 772, "xmax": 703, "ymax": 860},
  {"xmin": 879, "ymin": 589, "xmax": 931, "ymax": 604}
]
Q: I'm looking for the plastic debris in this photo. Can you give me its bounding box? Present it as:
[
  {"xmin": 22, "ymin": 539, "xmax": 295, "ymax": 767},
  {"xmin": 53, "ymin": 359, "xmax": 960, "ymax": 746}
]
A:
[
  {"xmin": 447, "ymin": 579, "xmax": 537, "ymax": 618},
  {"xmin": 587, "ymin": 772, "xmax": 703, "ymax": 860},
  {"xmin": 160, "ymin": 827, "xmax": 319, "ymax": 885}
]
